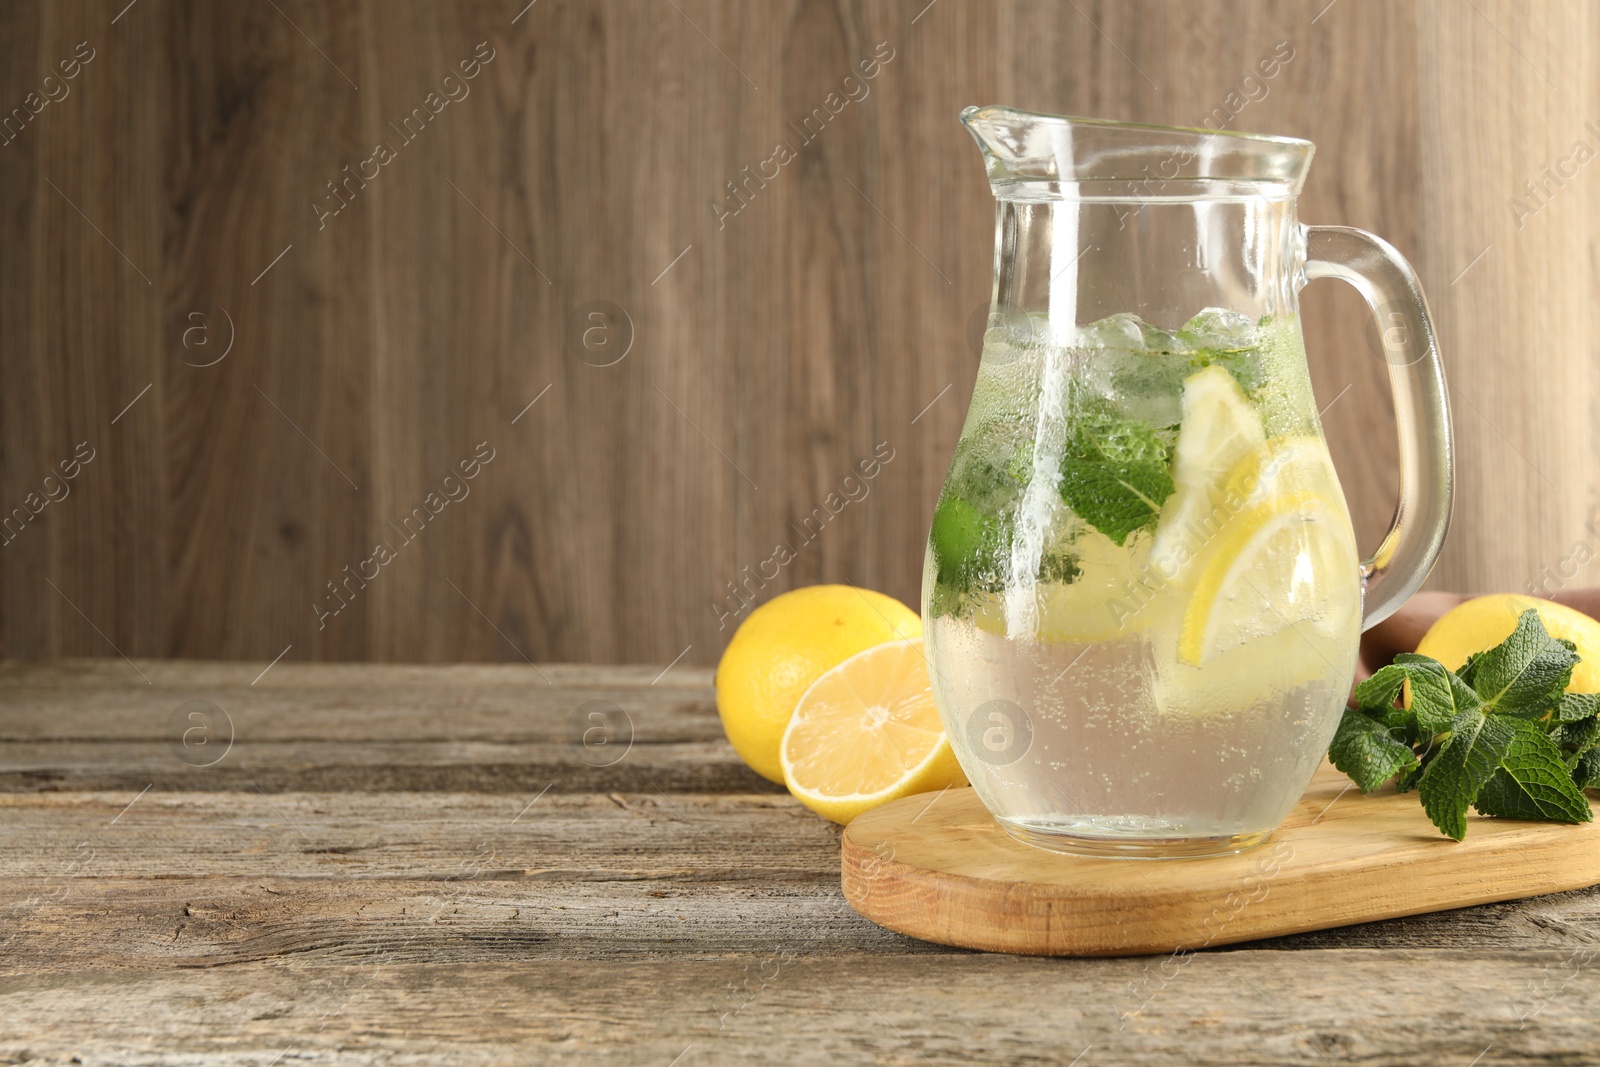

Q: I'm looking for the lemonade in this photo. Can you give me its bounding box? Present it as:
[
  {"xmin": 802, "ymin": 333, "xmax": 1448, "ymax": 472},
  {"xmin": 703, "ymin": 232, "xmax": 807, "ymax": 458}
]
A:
[{"xmin": 923, "ymin": 309, "xmax": 1363, "ymax": 855}]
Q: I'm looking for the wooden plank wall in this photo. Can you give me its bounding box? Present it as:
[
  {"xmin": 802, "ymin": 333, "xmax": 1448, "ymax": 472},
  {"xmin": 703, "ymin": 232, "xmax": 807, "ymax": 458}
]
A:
[{"xmin": 0, "ymin": 1, "xmax": 1595, "ymax": 666}]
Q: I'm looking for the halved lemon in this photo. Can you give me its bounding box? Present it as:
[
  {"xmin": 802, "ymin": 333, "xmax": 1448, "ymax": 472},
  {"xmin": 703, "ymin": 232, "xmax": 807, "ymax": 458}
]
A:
[
  {"xmin": 779, "ymin": 638, "xmax": 967, "ymax": 825},
  {"xmin": 1177, "ymin": 491, "xmax": 1359, "ymax": 666},
  {"xmin": 715, "ymin": 586, "xmax": 921, "ymax": 783},
  {"xmin": 1149, "ymin": 365, "xmax": 1266, "ymax": 585}
]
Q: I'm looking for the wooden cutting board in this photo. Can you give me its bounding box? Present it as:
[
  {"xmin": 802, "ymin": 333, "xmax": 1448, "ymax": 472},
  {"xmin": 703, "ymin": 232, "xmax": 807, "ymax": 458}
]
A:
[{"xmin": 841, "ymin": 761, "xmax": 1600, "ymax": 956}]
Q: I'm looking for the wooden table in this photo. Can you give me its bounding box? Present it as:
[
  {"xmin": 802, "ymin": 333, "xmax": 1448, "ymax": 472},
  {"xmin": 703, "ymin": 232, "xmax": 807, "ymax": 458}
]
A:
[{"xmin": 4, "ymin": 660, "xmax": 1600, "ymax": 1065}]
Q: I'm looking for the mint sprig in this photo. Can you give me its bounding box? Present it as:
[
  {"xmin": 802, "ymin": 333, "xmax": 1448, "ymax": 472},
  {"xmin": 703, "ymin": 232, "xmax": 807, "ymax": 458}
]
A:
[
  {"xmin": 1056, "ymin": 408, "xmax": 1174, "ymax": 546},
  {"xmin": 1329, "ymin": 609, "xmax": 1596, "ymax": 840}
]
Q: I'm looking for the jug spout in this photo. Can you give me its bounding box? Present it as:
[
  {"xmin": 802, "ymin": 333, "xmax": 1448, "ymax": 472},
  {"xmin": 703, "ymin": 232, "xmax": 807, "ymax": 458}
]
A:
[{"xmin": 960, "ymin": 105, "xmax": 1314, "ymax": 194}]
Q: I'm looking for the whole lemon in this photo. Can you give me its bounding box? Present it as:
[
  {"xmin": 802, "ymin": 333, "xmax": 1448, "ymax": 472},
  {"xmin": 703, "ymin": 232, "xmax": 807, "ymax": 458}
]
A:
[
  {"xmin": 1415, "ymin": 594, "xmax": 1600, "ymax": 693},
  {"xmin": 716, "ymin": 585, "xmax": 922, "ymax": 782}
]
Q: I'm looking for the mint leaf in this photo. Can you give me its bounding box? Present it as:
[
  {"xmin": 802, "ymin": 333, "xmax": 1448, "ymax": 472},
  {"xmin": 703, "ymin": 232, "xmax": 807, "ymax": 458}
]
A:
[
  {"xmin": 1328, "ymin": 709, "xmax": 1418, "ymax": 793},
  {"xmin": 1057, "ymin": 410, "xmax": 1173, "ymax": 545},
  {"xmin": 1039, "ymin": 544, "xmax": 1082, "ymax": 584},
  {"xmin": 1391, "ymin": 653, "xmax": 1482, "ymax": 735},
  {"xmin": 1334, "ymin": 581, "xmax": 1600, "ymax": 839},
  {"xmin": 1555, "ymin": 692, "xmax": 1599, "ymax": 724},
  {"xmin": 1352, "ymin": 665, "xmax": 1408, "ymax": 714},
  {"xmin": 1418, "ymin": 710, "xmax": 1518, "ymax": 841},
  {"xmin": 1350, "ymin": 656, "xmax": 1477, "ymax": 736},
  {"xmin": 928, "ymin": 418, "xmax": 1038, "ymax": 607},
  {"xmin": 930, "ymin": 494, "xmax": 1002, "ymax": 590},
  {"xmin": 1470, "ymin": 610, "xmax": 1578, "ymax": 716},
  {"xmin": 1559, "ymin": 715, "xmax": 1600, "ymax": 759},
  {"xmin": 1473, "ymin": 719, "xmax": 1592, "ymax": 824},
  {"xmin": 1575, "ymin": 748, "xmax": 1600, "ymax": 791}
]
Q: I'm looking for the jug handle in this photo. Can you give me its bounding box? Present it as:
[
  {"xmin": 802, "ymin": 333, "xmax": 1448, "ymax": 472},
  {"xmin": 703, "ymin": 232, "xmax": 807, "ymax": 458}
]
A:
[{"xmin": 1301, "ymin": 225, "xmax": 1455, "ymax": 631}]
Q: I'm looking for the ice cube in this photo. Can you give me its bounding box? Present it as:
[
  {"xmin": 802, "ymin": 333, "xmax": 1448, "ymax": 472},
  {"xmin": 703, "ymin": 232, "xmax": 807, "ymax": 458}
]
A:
[
  {"xmin": 1075, "ymin": 312, "xmax": 1145, "ymax": 351},
  {"xmin": 1139, "ymin": 322, "xmax": 1191, "ymax": 355},
  {"xmin": 1177, "ymin": 307, "xmax": 1258, "ymax": 351},
  {"xmin": 1109, "ymin": 350, "xmax": 1188, "ymax": 428},
  {"xmin": 1075, "ymin": 341, "xmax": 1188, "ymax": 429},
  {"xmin": 1076, "ymin": 315, "xmax": 1170, "ymax": 418},
  {"xmin": 1178, "ymin": 308, "xmax": 1268, "ymax": 394}
]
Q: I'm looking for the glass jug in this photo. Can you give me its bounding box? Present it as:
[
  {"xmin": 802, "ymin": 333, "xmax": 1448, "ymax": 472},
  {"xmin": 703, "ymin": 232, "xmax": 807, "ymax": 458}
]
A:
[{"xmin": 923, "ymin": 107, "xmax": 1453, "ymax": 858}]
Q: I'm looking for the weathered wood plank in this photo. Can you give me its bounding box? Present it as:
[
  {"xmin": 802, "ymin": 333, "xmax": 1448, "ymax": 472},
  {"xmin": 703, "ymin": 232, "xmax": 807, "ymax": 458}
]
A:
[
  {"xmin": 5, "ymin": 790, "xmax": 1600, "ymax": 960},
  {"xmin": 0, "ymin": 876, "xmax": 946, "ymax": 970},
  {"xmin": 0, "ymin": 741, "xmax": 778, "ymax": 794},
  {"xmin": 2, "ymin": 952, "xmax": 1596, "ymax": 1065},
  {"xmin": 0, "ymin": 660, "xmax": 712, "ymax": 692},
  {"xmin": 0, "ymin": 662, "xmax": 720, "ymax": 742},
  {"xmin": 5, "ymin": 875, "xmax": 1600, "ymax": 973},
  {"xmin": 0, "ymin": 792, "xmax": 832, "ymax": 880},
  {"xmin": 0, "ymin": 694, "xmax": 716, "ymax": 744},
  {"xmin": 0, "ymin": 660, "xmax": 751, "ymax": 792}
]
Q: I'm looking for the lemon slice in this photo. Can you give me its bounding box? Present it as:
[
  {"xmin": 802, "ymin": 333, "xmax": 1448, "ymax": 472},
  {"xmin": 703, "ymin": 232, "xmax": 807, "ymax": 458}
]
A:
[
  {"xmin": 780, "ymin": 638, "xmax": 967, "ymax": 825},
  {"xmin": 1177, "ymin": 491, "xmax": 1358, "ymax": 666},
  {"xmin": 1223, "ymin": 435, "xmax": 1344, "ymax": 511},
  {"xmin": 1149, "ymin": 366, "xmax": 1266, "ymax": 585}
]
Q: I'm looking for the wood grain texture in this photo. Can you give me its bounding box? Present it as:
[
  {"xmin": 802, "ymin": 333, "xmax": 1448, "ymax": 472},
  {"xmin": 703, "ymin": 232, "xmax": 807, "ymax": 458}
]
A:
[
  {"xmin": 6, "ymin": 953, "xmax": 1600, "ymax": 1066},
  {"xmin": 8, "ymin": 660, "xmax": 1600, "ymax": 1065},
  {"xmin": 0, "ymin": 658, "xmax": 773, "ymax": 793},
  {"xmin": 842, "ymin": 763, "xmax": 1600, "ymax": 956},
  {"xmin": 1, "ymin": 1, "xmax": 1595, "ymax": 666}
]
